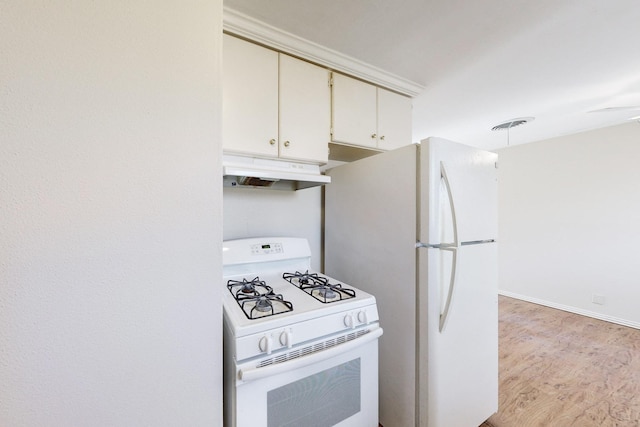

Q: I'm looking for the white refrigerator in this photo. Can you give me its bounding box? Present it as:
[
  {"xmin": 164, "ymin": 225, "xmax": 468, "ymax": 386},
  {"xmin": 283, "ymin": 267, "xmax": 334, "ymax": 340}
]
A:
[{"xmin": 324, "ymin": 137, "xmax": 498, "ymax": 427}]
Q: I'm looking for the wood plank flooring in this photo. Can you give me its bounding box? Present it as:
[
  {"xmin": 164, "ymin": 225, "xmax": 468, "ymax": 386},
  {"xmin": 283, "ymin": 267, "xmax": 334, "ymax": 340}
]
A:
[{"xmin": 480, "ymin": 296, "xmax": 640, "ymax": 427}]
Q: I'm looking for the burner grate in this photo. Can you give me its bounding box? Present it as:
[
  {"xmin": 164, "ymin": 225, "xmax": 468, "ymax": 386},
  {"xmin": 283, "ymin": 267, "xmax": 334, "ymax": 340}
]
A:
[
  {"xmin": 227, "ymin": 277, "xmax": 293, "ymax": 320},
  {"xmin": 283, "ymin": 271, "xmax": 356, "ymax": 303},
  {"xmin": 227, "ymin": 277, "xmax": 273, "ymax": 298}
]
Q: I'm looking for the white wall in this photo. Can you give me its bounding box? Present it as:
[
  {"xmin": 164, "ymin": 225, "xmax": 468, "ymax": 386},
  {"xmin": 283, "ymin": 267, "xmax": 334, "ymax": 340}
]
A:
[
  {"xmin": 497, "ymin": 122, "xmax": 640, "ymax": 328},
  {"xmin": 223, "ymin": 187, "xmax": 323, "ymax": 270},
  {"xmin": 0, "ymin": 2, "xmax": 223, "ymax": 426}
]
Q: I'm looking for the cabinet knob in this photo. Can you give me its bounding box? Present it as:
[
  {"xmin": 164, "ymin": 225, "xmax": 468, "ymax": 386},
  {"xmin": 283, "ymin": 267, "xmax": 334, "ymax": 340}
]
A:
[
  {"xmin": 269, "ymin": 139, "xmax": 276, "ymax": 145},
  {"xmin": 380, "ymin": 135, "xmax": 385, "ymax": 141},
  {"xmin": 284, "ymin": 140, "xmax": 290, "ymax": 147},
  {"xmin": 371, "ymin": 133, "xmax": 377, "ymax": 139}
]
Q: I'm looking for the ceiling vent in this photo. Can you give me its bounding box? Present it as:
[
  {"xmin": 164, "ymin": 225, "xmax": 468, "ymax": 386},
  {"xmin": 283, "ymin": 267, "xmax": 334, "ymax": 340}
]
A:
[
  {"xmin": 588, "ymin": 106, "xmax": 640, "ymax": 113},
  {"xmin": 491, "ymin": 117, "xmax": 535, "ymax": 131}
]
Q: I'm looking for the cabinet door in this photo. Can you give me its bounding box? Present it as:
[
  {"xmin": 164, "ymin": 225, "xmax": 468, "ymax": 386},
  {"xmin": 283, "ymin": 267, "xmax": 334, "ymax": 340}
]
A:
[
  {"xmin": 331, "ymin": 73, "xmax": 378, "ymax": 148},
  {"xmin": 279, "ymin": 54, "xmax": 330, "ymax": 163},
  {"xmin": 223, "ymin": 34, "xmax": 278, "ymax": 157},
  {"xmin": 377, "ymin": 88, "xmax": 413, "ymax": 150}
]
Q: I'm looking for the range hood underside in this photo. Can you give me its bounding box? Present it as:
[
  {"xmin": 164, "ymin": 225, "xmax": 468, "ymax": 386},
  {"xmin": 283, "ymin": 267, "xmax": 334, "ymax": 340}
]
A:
[{"xmin": 223, "ymin": 154, "xmax": 331, "ymax": 191}]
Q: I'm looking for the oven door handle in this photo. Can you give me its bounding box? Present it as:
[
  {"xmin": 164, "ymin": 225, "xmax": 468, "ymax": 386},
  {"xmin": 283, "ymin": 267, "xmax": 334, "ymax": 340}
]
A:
[{"xmin": 238, "ymin": 327, "xmax": 383, "ymax": 383}]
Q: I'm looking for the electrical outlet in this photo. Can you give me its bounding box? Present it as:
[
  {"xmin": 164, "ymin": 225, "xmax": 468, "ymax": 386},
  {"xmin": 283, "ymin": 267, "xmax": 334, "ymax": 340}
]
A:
[{"xmin": 592, "ymin": 294, "xmax": 606, "ymax": 305}]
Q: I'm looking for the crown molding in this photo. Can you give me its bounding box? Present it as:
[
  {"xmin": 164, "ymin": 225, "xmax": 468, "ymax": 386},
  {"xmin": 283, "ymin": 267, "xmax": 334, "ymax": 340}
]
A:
[{"xmin": 223, "ymin": 7, "xmax": 425, "ymax": 97}]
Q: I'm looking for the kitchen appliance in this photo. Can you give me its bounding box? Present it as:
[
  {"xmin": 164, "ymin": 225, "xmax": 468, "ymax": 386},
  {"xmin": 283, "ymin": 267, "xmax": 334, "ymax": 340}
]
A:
[
  {"xmin": 223, "ymin": 154, "xmax": 331, "ymax": 190},
  {"xmin": 324, "ymin": 137, "xmax": 498, "ymax": 427},
  {"xmin": 223, "ymin": 237, "xmax": 382, "ymax": 427}
]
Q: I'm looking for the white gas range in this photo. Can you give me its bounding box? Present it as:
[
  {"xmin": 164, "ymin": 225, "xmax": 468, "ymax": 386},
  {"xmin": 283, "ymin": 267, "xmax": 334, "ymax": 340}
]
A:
[{"xmin": 222, "ymin": 237, "xmax": 382, "ymax": 427}]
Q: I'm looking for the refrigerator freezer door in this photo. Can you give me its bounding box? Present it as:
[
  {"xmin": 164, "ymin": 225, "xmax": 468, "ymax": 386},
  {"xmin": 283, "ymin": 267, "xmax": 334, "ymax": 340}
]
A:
[
  {"xmin": 418, "ymin": 243, "xmax": 498, "ymax": 427},
  {"xmin": 419, "ymin": 137, "xmax": 498, "ymax": 245}
]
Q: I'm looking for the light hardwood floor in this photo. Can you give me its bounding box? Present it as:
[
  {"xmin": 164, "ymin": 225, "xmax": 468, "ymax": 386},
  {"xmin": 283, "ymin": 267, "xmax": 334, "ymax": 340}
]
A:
[{"xmin": 480, "ymin": 296, "xmax": 640, "ymax": 427}]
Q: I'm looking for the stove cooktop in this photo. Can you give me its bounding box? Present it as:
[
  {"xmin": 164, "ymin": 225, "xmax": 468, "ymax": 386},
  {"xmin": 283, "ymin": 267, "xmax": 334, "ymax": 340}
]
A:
[
  {"xmin": 222, "ymin": 237, "xmax": 377, "ymax": 337},
  {"xmin": 227, "ymin": 270, "xmax": 358, "ymax": 320},
  {"xmin": 223, "ymin": 269, "xmax": 376, "ymax": 337}
]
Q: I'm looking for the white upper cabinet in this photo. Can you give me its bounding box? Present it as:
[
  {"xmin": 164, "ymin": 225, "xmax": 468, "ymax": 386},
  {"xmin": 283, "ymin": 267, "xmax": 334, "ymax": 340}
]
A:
[
  {"xmin": 223, "ymin": 34, "xmax": 278, "ymax": 157},
  {"xmin": 331, "ymin": 73, "xmax": 378, "ymax": 148},
  {"xmin": 332, "ymin": 73, "xmax": 412, "ymax": 150},
  {"xmin": 279, "ymin": 54, "xmax": 330, "ymax": 163},
  {"xmin": 377, "ymin": 87, "xmax": 413, "ymax": 151},
  {"xmin": 223, "ymin": 34, "xmax": 330, "ymax": 164}
]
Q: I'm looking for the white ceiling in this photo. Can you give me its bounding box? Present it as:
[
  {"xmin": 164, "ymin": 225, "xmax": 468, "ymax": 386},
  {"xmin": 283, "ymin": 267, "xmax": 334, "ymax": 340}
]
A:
[{"xmin": 224, "ymin": 0, "xmax": 640, "ymax": 150}]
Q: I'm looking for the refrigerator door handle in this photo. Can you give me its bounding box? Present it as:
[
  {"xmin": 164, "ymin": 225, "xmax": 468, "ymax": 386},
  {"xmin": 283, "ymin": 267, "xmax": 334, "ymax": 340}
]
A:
[
  {"xmin": 440, "ymin": 161, "xmax": 459, "ymax": 247},
  {"xmin": 416, "ymin": 242, "xmax": 456, "ymax": 249},
  {"xmin": 438, "ymin": 161, "xmax": 460, "ymax": 333},
  {"xmin": 439, "ymin": 246, "xmax": 458, "ymax": 332},
  {"xmin": 418, "ymin": 161, "xmax": 461, "ymax": 332},
  {"xmin": 461, "ymin": 239, "xmax": 496, "ymax": 246}
]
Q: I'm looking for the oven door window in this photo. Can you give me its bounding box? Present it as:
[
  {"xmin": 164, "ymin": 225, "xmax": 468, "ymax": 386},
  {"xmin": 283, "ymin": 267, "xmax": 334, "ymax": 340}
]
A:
[{"xmin": 267, "ymin": 358, "xmax": 360, "ymax": 427}]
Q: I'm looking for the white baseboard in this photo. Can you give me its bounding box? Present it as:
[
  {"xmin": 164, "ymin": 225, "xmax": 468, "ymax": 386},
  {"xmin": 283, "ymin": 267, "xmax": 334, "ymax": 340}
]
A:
[{"xmin": 498, "ymin": 290, "xmax": 640, "ymax": 330}]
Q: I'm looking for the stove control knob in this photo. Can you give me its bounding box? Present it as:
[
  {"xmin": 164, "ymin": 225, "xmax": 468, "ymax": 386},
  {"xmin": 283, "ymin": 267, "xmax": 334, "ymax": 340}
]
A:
[
  {"xmin": 259, "ymin": 335, "xmax": 273, "ymax": 355},
  {"xmin": 357, "ymin": 310, "xmax": 368, "ymax": 324},
  {"xmin": 279, "ymin": 329, "xmax": 293, "ymax": 349},
  {"xmin": 344, "ymin": 313, "xmax": 356, "ymax": 329}
]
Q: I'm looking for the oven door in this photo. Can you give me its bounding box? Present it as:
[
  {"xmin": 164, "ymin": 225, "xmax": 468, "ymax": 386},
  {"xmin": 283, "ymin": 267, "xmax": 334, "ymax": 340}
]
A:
[{"xmin": 227, "ymin": 329, "xmax": 381, "ymax": 427}]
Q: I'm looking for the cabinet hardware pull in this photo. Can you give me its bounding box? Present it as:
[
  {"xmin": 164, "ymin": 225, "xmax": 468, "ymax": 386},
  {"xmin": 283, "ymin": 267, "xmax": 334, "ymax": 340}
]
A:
[
  {"xmin": 284, "ymin": 140, "xmax": 290, "ymax": 147},
  {"xmin": 380, "ymin": 135, "xmax": 385, "ymax": 140},
  {"xmin": 269, "ymin": 139, "xmax": 276, "ymax": 145},
  {"xmin": 371, "ymin": 133, "xmax": 377, "ymax": 139}
]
